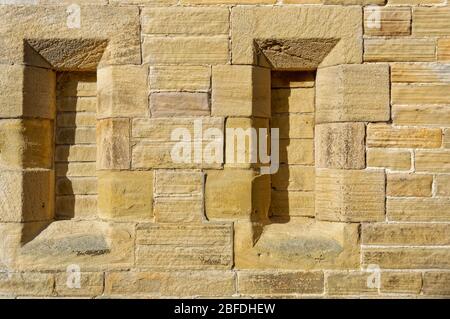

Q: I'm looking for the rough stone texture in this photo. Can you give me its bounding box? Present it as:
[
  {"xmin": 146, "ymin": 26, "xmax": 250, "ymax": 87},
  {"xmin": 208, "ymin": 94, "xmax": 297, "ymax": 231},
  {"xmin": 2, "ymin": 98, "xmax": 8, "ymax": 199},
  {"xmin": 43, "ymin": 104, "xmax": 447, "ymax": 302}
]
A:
[
  {"xmin": 436, "ymin": 175, "xmax": 450, "ymax": 196},
  {"xmin": 97, "ymin": 65, "xmax": 148, "ymax": 118},
  {"xmin": 413, "ymin": 7, "xmax": 450, "ymax": 36},
  {"xmin": 315, "ymin": 123, "xmax": 365, "ymax": 169},
  {"xmin": 0, "ymin": 272, "xmax": 54, "ymax": 297},
  {"xmin": 381, "ymin": 272, "xmax": 422, "ymax": 295},
  {"xmin": 149, "ymin": 66, "xmax": 211, "ymax": 91},
  {"xmin": 415, "ymin": 151, "xmax": 450, "ymax": 173},
  {"xmin": 212, "ymin": 65, "xmax": 270, "ymax": 118},
  {"xmin": 393, "ymin": 105, "xmax": 450, "ymax": 126},
  {"xmin": 316, "ymin": 64, "xmax": 390, "ymax": 123},
  {"xmin": 150, "ymin": 92, "xmax": 210, "ymax": 117},
  {"xmin": 391, "ymin": 63, "xmax": 450, "ymax": 83},
  {"xmin": 367, "ymin": 149, "xmax": 411, "ymax": 171},
  {"xmin": 363, "ymin": 248, "xmax": 450, "ymax": 269},
  {"xmin": 272, "ymin": 88, "xmax": 315, "ymax": 114},
  {"xmin": 392, "ymin": 84, "xmax": 450, "ymax": 105},
  {"xmin": 97, "ymin": 118, "xmax": 130, "ymax": 170},
  {"xmin": 98, "ymin": 171, "xmax": 153, "ymax": 221},
  {"xmin": 423, "ymin": 272, "xmax": 450, "ymax": 296},
  {"xmin": 388, "ymin": 198, "xmax": 450, "ymax": 222},
  {"xmin": 364, "ymin": 7, "xmax": 411, "ymax": 36},
  {"xmin": 387, "ymin": 174, "xmax": 433, "ymax": 197},
  {"xmin": 315, "ymin": 169, "xmax": 386, "ymax": 222},
  {"xmin": 438, "ymin": 39, "xmax": 450, "ymax": 61},
  {"xmin": 327, "ymin": 272, "xmax": 378, "ymax": 296},
  {"xmin": 364, "ymin": 39, "xmax": 436, "ymax": 62},
  {"xmin": 54, "ymin": 272, "xmax": 104, "ymax": 297},
  {"xmin": 231, "ymin": 6, "xmax": 362, "ymax": 67}
]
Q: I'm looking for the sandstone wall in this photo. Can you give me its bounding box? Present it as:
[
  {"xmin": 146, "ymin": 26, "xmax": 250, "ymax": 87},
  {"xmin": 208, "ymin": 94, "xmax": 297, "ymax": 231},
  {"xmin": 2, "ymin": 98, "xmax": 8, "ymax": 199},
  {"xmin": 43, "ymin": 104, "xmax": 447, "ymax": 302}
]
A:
[{"xmin": 0, "ymin": 0, "xmax": 449, "ymax": 298}]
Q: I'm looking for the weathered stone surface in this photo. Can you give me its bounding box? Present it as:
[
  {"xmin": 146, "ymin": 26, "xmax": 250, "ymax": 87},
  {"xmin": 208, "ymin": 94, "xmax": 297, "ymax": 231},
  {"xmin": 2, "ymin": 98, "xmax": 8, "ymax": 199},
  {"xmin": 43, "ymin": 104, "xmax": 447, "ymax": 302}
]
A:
[
  {"xmin": 315, "ymin": 123, "xmax": 365, "ymax": 169},
  {"xmin": 367, "ymin": 124, "xmax": 442, "ymax": 149},
  {"xmin": 316, "ymin": 64, "xmax": 390, "ymax": 123},
  {"xmin": 271, "ymin": 88, "xmax": 315, "ymax": 114},
  {"xmin": 0, "ymin": 119, "xmax": 53, "ymax": 169},
  {"xmin": 235, "ymin": 218, "xmax": 360, "ymax": 270},
  {"xmin": 391, "ymin": 63, "xmax": 450, "ymax": 83},
  {"xmin": 279, "ymin": 139, "xmax": 314, "ymax": 165},
  {"xmin": 56, "ymin": 127, "xmax": 96, "ymax": 145},
  {"xmin": 238, "ymin": 271, "xmax": 324, "ymax": 295},
  {"xmin": 143, "ymin": 36, "xmax": 229, "ymax": 65},
  {"xmin": 150, "ymin": 92, "xmax": 210, "ymax": 117},
  {"xmin": 0, "ymin": 170, "xmax": 54, "ymax": 222},
  {"xmin": 56, "ymin": 163, "xmax": 96, "ymax": 177},
  {"xmin": 436, "ymin": 175, "xmax": 450, "ymax": 196},
  {"xmin": 105, "ymin": 271, "xmax": 236, "ymax": 298},
  {"xmin": 387, "ymin": 174, "xmax": 432, "ymax": 197},
  {"xmin": 393, "ymin": 105, "xmax": 450, "ymax": 126},
  {"xmin": 364, "ymin": 38, "xmax": 436, "ymax": 62},
  {"xmin": 212, "ymin": 65, "xmax": 270, "ymax": 118},
  {"xmin": 149, "ymin": 66, "xmax": 211, "ymax": 91},
  {"xmin": 362, "ymin": 223, "xmax": 450, "ymax": 246},
  {"xmin": 97, "ymin": 65, "xmax": 148, "ymax": 118},
  {"xmin": 16, "ymin": 221, "xmax": 135, "ymax": 271},
  {"xmin": 56, "ymin": 72, "xmax": 97, "ymax": 97},
  {"xmin": 155, "ymin": 170, "xmax": 203, "ymax": 196},
  {"xmin": 364, "ymin": 7, "xmax": 411, "ymax": 36},
  {"xmin": 0, "ymin": 65, "xmax": 55, "ymax": 119},
  {"xmin": 97, "ymin": 171, "xmax": 153, "ymax": 221},
  {"xmin": 387, "ymin": 198, "xmax": 450, "ymax": 222},
  {"xmin": 423, "ymin": 272, "xmax": 450, "ymax": 296},
  {"xmin": 57, "ymin": 112, "xmax": 96, "ymax": 128},
  {"xmin": 57, "ymin": 97, "xmax": 96, "ymax": 113},
  {"xmin": 381, "ymin": 272, "xmax": 422, "ymax": 294},
  {"xmin": 327, "ymin": 272, "xmax": 378, "ymax": 296},
  {"xmin": 0, "ymin": 273, "xmax": 54, "ymax": 297},
  {"xmin": 363, "ymin": 248, "xmax": 450, "ymax": 269},
  {"xmin": 438, "ymin": 39, "xmax": 450, "ymax": 61},
  {"xmin": 392, "ymin": 84, "xmax": 450, "ymax": 105},
  {"xmin": 271, "ymin": 165, "xmax": 315, "ymax": 191},
  {"xmin": 97, "ymin": 118, "xmax": 130, "ymax": 170},
  {"xmin": 315, "ymin": 169, "xmax": 386, "ymax": 222},
  {"xmin": 231, "ymin": 6, "xmax": 362, "ymax": 67},
  {"xmin": 413, "ymin": 7, "xmax": 450, "ymax": 36},
  {"xmin": 271, "ymin": 71, "xmax": 315, "ymax": 88},
  {"xmin": 56, "ymin": 195, "xmax": 97, "ymax": 220},
  {"xmin": 135, "ymin": 223, "xmax": 233, "ymax": 269},
  {"xmin": 56, "ymin": 177, "xmax": 97, "ymax": 195},
  {"xmin": 205, "ymin": 169, "xmax": 264, "ymax": 219},
  {"xmin": 154, "ymin": 197, "xmax": 204, "ymax": 223},
  {"xmin": 272, "ymin": 114, "xmax": 314, "ymax": 139},
  {"xmin": 55, "ymin": 145, "xmax": 96, "ymax": 163},
  {"xmin": 415, "ymin": 151, "xmax": 450, "ymax": 173},
  {"xmin": 0, "ymin": 6, "xmax": 140, "ymax": 66},
  {"xmin": 55, "ymin": 272, "xmax": 103, "ymax": 297},
  {"xmin": 367, "ymin": 148, "xmax": 411, "ymax": 171},
  {"xmin": 270, "ymin": 191, "xmax": 314, "ymax": 217},
  {"xmin": 142, "ymin": 7, "xmax": 229, "ymax": 35}
]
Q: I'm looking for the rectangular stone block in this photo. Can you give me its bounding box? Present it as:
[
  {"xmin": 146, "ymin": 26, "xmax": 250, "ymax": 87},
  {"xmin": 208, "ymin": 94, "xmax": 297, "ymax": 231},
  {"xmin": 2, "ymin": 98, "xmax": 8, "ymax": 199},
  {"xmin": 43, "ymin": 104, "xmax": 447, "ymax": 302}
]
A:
[
  {"xmin": 315, "ymin": 123, "xmax": 365, "ymax": 169},
  {"xmin": 154, "ymin": 197, "xmax": 204, "ymax": 223},
  {"xmin": 271, "ymin": 165, "xmax": 315, "ymax": 191},
  {"xmin": 57, "ymin": 72, "xmax": 97, "ymax": 98},
  {"xmin": 97, "ymin": 171, "xmax": 153, "ymax": 221},
  {"xmin": 0, "ymin": 64, "xmax": 55, "ymax": 119},
  {"xmin": 438, "ymin": 39, "xmax": 450, "ymax": 61},
  {"xmin": 57, "ymin": 112, "xmax": 96, "ymax": 128},
  {"xmin": 142, "ymin": 7, "xmax": 229, "ymax": 35},
  {"xmin": 56, "ymin": 163, "xmax": 96, "ymax": 177},
  {"xmin": 272, "ymin": 114, "xmax": 314, "ymax": 139},
  {"xmin": 105, "ymin": 271, "xmax": 236, "ymax": 298},
  {"xmin": 393, "ymin": 105, "xmax": 450, "ymax": 126},
  {"xmin": 279, "ymin": 139, "xmax": 314, "ymax": 165},
  {"xmin": 367, "ymin": 148, "xmax": 411, "ymax": 171},
  {"xmin": 57, "ymin": 97, "xmax": 96, "ymax": 113},
  {"xmin": 135, "ymin": 223, "xmax": 233, "ymax": 269},
  {"xmin": 436, "ymin": 175, "xmax": 450, "ymax": 196},
  {"xmin": 56, "ymin": 177, "xmax": 97, "ymax": 195},
  {"xmin": 212, "ymin": 65, "xmax": 270, "ymax": 118},
  {"xmin": 363, "ymin": 248, "xmax": 450, "ymax": 269},
  {"xmin": 271, "ymin": 72, "xmax": 315, "ymax": 88},
  {"xmin": 0, "ymin": 169, "xmax": 54, "ymax": 222},
  {"xmin": 364, "ymin": 38, "xmax": 436, "ymax": 62},
  {"xmin": 238, "ymin": 271, "xmax": 323, "ymax": 295},
  {"xmin": 388, "ymin": 198, "xmax": 450, "ymax": 222},
  {"xmin": 413, "ymin": 7, "xmax": 450, "ymax": 36},
  {"xmin": 150, "ymin": 92, "xmax": 209, "ymax": 117},
  {"xmin": 364, "ymin": 7, "xmax": 411, "ymax": 36},
  {"xmin": 392, "ymin": 84, "xmax": 450, "ymax": 105},
  {"xmin": 445, "ymin": 129, "xmax": 450, "ymax": 148},
  {"xmin": 0, "ymin": 119, "xmax": 53, "ymax": 169},
  {"xmin": 155, "ymin": 170, "xmax": 203, "ymax": 196},
  {"xmin": 55, "ymin": 272, "xmax": 103, "ymax": 297},
  {"xmin": 423, "ymin": 272, "xmax": 450, "ymax": 296},
  {"xmin": 97, "ymin": 65, "xmax": 148, "ymax": 118},
  {"xmin": 0, "ymin": 273, "xmax": 54, "ymax": 297},
  {"xmin": 388, "ymin": 0, "xmax": 443, "ymax": 3},
  {"xmin": 391, "ymin": 63, "xmax": 450, "ymax": 83},
  {"xmin": 387, "ymin": 174, "xmax": 432, "ymax": 197},
  {"xmin": 97, "ymin": 118, "xmax": 130, "ymax": 170},
  {"xmin": 415, "ymin": 151, "xmax": 450, "ymax": 173},
  {"xmin": 381, "ymin": 272, "xmax": 422, "ymax": 295},
  {"xmin": 143, "ymin": 36, "xmax": 229, "ymax": 65},
  {"xmin": 316, "ymin": 64, "xmax": 390, "ymax": 123},
  {"xmin": 316, "ymin": 169, "xmax": 385, "ymax": 222},
  {"xmin": 56, "ymin": 127, "xmax": 96, "ymax": 145},
  {"xmin": 270, "ymin": 190, "xmax": 314, "ymax": 217},
  {"xmin": 367, "ymin": 124, "xmax": 442, "ymax": 149},
  {"xmin": 149, "ymin": 66, "xmax": 210, "ymax": 92},
  {"xmin": 362, "ymin": 223, "xmax": 450, "ymax": 246},
  {"xmin": 55, "ymin": 145, "xmax": 96, "ymax": 163},
  {"xmin": 271, "ymin": 88, "xmax": 315, "ymax": 114},
  {"xmin": 56, "ymin": 195, "xmax": 97, "ymax": 220},
  {"xmin": 327, "ymin": 272, "xmax": 378, "ymax": 296}
]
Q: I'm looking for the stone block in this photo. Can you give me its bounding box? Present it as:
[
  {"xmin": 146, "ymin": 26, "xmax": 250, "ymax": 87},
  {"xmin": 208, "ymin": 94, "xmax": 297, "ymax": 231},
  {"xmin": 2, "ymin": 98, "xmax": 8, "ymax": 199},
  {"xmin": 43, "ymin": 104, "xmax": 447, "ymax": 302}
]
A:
[
  {"xmin": 0, "ymin": 273, "xmax": 54, "ymax": 297},
  {"xmin": 438, "ymin": 39, "xmax": 450, "ymax": 61},
  {"xmin": 436, "ymin": 175, "xmax": 450, "ymax": 196},
  {"xmin": 367, "ymin": 148, "xmax": 411, "ymax": 171},
  {"xmin": 327, "ymin": 272, "xmax": 378, "ymax": 296},
  {"xmin": 364, "ymin": 7, "xmax": 411, "ymax": 36},
  {"xmin": 271, "ymin": 165, "xmax": 315, "ymax": 191},
  {"xmin": 56, "ymin": 177, "xmax": 97, "ymax": 195},
  {"xmin": 387, "ymin": 174, "xmax": 432, "ymax": 197},
  {"xmin": 56, "ymin": 127, "xmax": 96, "ymax": 145},
  {"xmin": 55, "ymin": 272, "xmax": 103, "ymax": 297},
  {"xmin": 271, "ymin": 88, "xmax": 315, "ymax": 114},
  {"xmin": 363, "ymin": 248, "xmax": 450, "ymax": 269},
  {"xmin": 367, "ymin": 124, "xmax": 441, "ymax": 148},
  {"xmin": 381, "ymin": 272, "xmax": 422, "ymax": 294},
  {"xmin": 150, "ymin": 92, "xmax": 210, "ymax": 117},
  {"xmin": 270, "ymin": 191, "xmax": 314, "ymax": 217},
  {"xmin": 387, "ymin": 198, "xmax": 450, "ymax": 222},
  {"xmin": 423, "ymin": 272, "xmax": 450, "ymax": 296},
  {"xmin": 413, "ymin": 7, "xmax": 450, "ymax": 36},
  {"xmin": 391, "ymin": 63, "xmax": 450, "ymax": 83},
  {"xmin": 415, "ymin": 151, "xmax": 450, "ymax": 173},
  {"xmin": 56, "ymin": 195, "xmax": 97, "ymax": 220},
  {"xmin": 155, "ymin": 170, "xmax": 204, "ymax": 197},
  {"xmin": 279, "ymin": 139, "xmax": 314, "ymax": 165},
  {"xmin": 55, "ymin": 145, "xmax": 96, "ymax": 163},
  {"xmin": 364, "ymin": 38, "xmax": 436, "ymax": 62},
  {"xmin": 393, "ymin": 105, "xmax": 450, "ymax": 126},
  {"xmin": 154, "ymin": 197, "xmax": 204, "ymax": 223},
  {"xmin": 97, "ymin": 118, "xmax": 130, "ymax": 170},
  {"xmin": 149, "ymin": 66, "xmax": 211, "ymax": 92},
  {"xmin": 272, "ymin": 114, "xmax": 314, "ymax": 139}
]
